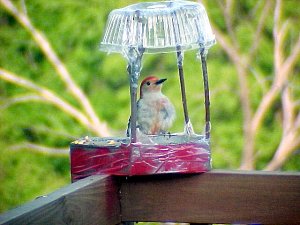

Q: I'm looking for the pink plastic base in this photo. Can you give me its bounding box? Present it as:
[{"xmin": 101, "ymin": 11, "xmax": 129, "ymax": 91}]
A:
[{"xmin": 70, "ymin": 136, "xmax": 211, "ymax": 181}]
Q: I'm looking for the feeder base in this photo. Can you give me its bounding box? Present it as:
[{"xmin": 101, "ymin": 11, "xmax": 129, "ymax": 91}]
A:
[{"xmin": 70, "ymin": 135, "xmax": 211, "ymax": 182}]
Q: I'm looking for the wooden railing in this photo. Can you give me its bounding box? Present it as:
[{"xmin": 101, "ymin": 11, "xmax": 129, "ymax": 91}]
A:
[{"xmin": 0, "ymin": 170, "xmax": 300, "ymax": 225}]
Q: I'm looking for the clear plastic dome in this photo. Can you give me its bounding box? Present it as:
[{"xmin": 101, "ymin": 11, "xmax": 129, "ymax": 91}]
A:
[{"xmin": 100, "ymin": 0, "xmax": 216, "ymax": 54}]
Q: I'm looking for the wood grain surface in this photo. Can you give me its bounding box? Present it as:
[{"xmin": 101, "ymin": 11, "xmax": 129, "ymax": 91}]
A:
[
  {"xmin": 120, "ymin": 170, "xmax": 300, "ymax": 224},
  {"xmin": 0, "ymin": 175, "xmax": 120, "ymax": 225},
  {"xmin": 1, "ymin": 170, "xmax": 300, "ymax": 225}
]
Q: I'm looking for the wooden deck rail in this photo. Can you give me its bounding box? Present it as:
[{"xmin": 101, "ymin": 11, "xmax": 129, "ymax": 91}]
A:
[{"xmin": 0, "ymin": 170, "xmax": 300, "ymax": 225}]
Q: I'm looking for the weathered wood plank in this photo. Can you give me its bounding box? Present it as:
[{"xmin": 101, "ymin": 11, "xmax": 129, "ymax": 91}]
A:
[
  {"xmin": 0, "ymin": 175, "xmax": 121, "ymax": 225},
  {"xmin": 120, "ymin": 170, "xmax": 300, "ymax": 224}
]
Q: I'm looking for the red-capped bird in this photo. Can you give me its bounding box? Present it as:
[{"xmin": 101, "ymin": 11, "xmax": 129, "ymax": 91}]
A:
[{"xmin": 137, "ymin": 76, "xmax": 176, "ymax": 135}]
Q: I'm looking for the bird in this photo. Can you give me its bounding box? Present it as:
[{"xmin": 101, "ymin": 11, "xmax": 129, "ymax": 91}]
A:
[{"xmin": 136, "ymin": 76, "xmax": 176, "ymax": 135}]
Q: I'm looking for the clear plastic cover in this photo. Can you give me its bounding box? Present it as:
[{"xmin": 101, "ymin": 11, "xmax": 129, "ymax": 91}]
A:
[
  {"xmin": 72, "ymin": 1, "xmax": 214, "ymax": 180},
  {"xmin": 100, "ymin": 0, "xmax": 216, "ymax": 54},
  {"xmin": 70, "ymin": 135, "xmax": 211, "ymax": 180}
]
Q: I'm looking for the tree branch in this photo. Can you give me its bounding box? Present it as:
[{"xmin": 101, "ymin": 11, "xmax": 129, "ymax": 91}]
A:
[
  {"xmin": 281, "ymin": 35, "xmax": 300, "ymax": 78},
  {"xmin": 29, "ymin": 125, "xmax": 78, "ymax": 140},
  {"xmin": 264, "ymin": 84, "xmax": 300, "ymax": 170},
  {"xmin": 248, "ymin": 0, "xmax": 273, "ymax": 61},
  {"xmin": 281, "ymin": 85, "xmax": 294, "ymax": 135},
  {"xmin": 203, "ymin": 0, "xmax": 300, "ymax": 170},
  {"xmin": 218, "ymin": 0, "xmax": 238, "ymax": 46},
  {"xmin": 210, "ymin": 24, "xmax": 246, "ymax": 69},
  {"xmin": 0, "ymin": 0, "xmax": 110, "ymax": 137},
  {"xmin": 0, "ymin": 68, "xmax": 105, "ymax": 136},
  {"xmin": 294, "ymin": 110, "xmax": 300, "ymax": 129},
  {"xmin": 273, "ymin": 0, "xmax": 283, "ymax": 75},
  {"xmin": 264, "ymin": 132, "xmax": 297, "ymax": 171},
  {"xmin": 10, "ymin": 142, "xmax": 69, "ymax": 155},
  {"xmin": 0, "ymin": 94, "xmax": 43, "ymax": 110},
  {"xmin": 201, "ymin": 0, "xmax": 254, "ymax": 169},
  {"xmin": 250, "ymin": 0, "xmax": 300, "ymax": 134}
]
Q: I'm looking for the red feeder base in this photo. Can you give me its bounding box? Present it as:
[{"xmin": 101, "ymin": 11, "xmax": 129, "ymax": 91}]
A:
[{"xmin": 70, "ymin": 135, "xmax": 211, "ymax": 182}]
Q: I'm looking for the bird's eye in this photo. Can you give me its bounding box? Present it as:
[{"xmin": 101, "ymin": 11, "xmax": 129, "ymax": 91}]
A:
[{"xmin": 146, "ymin": 81, "xmax": 151, "ymax": 86}]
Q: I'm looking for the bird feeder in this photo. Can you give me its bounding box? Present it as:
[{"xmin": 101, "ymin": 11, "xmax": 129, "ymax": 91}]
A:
[{"xmin": 70, "ymin": 0, "xmax": 215, "ymax": 181}]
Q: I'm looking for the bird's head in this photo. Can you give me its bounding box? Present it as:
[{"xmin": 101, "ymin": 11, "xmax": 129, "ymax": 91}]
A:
[{"xmin": 140, "ymin": 76, "xmax": 167, "ymax": 98}]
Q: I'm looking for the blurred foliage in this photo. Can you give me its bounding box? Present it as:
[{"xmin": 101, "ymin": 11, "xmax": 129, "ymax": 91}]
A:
[{"xmin": 0, "ymin": 0, "xmax": 299, "ymax": 214}]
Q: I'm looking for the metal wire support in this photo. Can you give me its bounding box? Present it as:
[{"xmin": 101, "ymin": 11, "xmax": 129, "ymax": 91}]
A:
[
  {"xmin": 173, "ymin": 13, "xmax": 194, "ymax": 135},
  {"xmin": 199, "ymin": 48, "xmax": 211, "ymax": 140},
  {"xmin": 126, "ymin": 47, "xmax": 144, "ymax": 143},
  {"xmin": 176, "ymin": 47, "xmax": 190, "ymax": 126}
]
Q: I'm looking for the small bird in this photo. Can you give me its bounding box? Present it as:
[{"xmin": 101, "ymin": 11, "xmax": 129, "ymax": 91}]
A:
[{"xmin": 137, "ymin": 76, "xmax": 176, "ymax": 135}]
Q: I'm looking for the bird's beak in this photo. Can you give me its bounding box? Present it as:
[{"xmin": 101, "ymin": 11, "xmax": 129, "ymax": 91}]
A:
[{"xmin": 155, "ymin": 78, "xmax": 167, "ymax": 85}]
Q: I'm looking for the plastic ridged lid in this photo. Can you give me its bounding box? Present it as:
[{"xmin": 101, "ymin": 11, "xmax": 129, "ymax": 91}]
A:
[{"xmin": 100, "ymin": 0, "xmax": 216, "ymax": 54}]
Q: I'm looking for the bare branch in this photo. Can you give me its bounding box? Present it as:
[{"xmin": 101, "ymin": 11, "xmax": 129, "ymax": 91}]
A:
[
  {"xmin": 248, "ymin": 0, "xmax": 273, "ymax": 61},
  {"xmin": 264, "ymin": 132, "xmax": 298, "ymax": 171},
  {"xmin": 199, "ymin": 0, "xmax": 241, "ymax": 67},
  {"xmin": 10, "ymin": 142, "xmax": 69, "ymax": 155},
  {"xmin": 262, "ymin": 45, "xmax": 300, "ymax": 171},
  {"xmin": 201, "ymin": 0, "xmax": 254, "ymax": 169},
  {"xmin": 251, "ymin": 1, "xmax": 299, "ymax": 134},
  {"xmin": 212, "ymin": 23, "xmax": 254, "ymax": 169},
  {"xmin": 211, "ymin": 24, "xmax": 253, "ymax": 146},
  {"xmin": 281, "ymin": 35, "xmax": 300, "ymax": 78},
  {"xmin": 201, "ymin": 0, "xmax": 300, "ymax": 171},
  {"xmin": 281, "ymin": 85, "xmax": 295, "ymax": 135},
  {"xmin": 252, "ymin": 37, "xmax": 300, "ymax": 134},
  {"xmin": 0, "ymin": 68, "xmax": 105, "ymax": 136},
  {"xmin": 218, "ymin": 0, "xmax": 238, "ymax": 46},
  {"xmin": 250, "ymin": 68, "xmax": 268, "ymax": 93},
  {"xmin": 21, "ymin": 0, "xmax": 27, "ymax": 14},
  {"xmin": 273, "ymin": 0, "xmax": 281, "ymax": 38},
  {"xmin": 251, "ymin": 85, "xmax": 280, "ymax": 133},
  {"xmin": 273, "ymin": 0, "xmax": 283, "ymax": 74},
  {"xmin": 294, "ymin": 110, "xmax": 300, "ymax": 129},
  {"xmin": 0, "ymin": 0, "xmax": 110, "ymax": 137},
  {"xmin": 0, "ymin": 94, "xmax": 43, "ymax": 110},
  {"xmin": 210, "ymin": 24, "xmax": 245, "ymax": 69},
  {"xmin": 29, "ymin": 125, "xmax": 78, "ymax": 140},
  {"xmin": 264, "ymin": 84, "xmax": 300, "ymax": 171}
]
